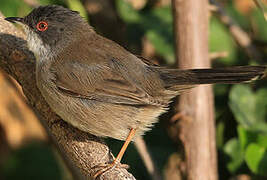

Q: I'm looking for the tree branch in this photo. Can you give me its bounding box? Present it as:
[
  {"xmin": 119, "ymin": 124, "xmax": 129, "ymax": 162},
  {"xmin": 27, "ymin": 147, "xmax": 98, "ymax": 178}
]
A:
[
  {"xmin": 0, "ymin": 12, "xmax": 135, "ymax": 180},
  {"xmin": 210, "ymin": 0, "xmax": 264, "ymax": 63},
  {"xmin": 172, "ymin": 0, "xmax": 218, "ymax": 179},
  {"xmin": 134, "ymin": 137, "xmax": 162, "ymax": 180}
]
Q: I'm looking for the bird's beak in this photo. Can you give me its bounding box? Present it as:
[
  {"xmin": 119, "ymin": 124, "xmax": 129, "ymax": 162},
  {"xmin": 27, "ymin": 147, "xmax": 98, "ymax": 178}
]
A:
[{"xmin": 5, "ymin": 17, "xmax": 24, "ymax": 24}]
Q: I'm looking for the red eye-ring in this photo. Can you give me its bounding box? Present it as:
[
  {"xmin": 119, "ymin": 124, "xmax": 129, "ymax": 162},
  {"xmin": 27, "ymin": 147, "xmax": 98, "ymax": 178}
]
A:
[{"xmin": 36, "ymin": 21, "xmax": 48, "ymax": 31}]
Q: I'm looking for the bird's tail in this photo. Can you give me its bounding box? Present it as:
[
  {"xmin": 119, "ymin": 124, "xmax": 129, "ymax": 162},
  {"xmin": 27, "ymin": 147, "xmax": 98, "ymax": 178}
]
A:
[{"xmin": 157, "ymin": 66, "xmax": 266, "ymax": 90}]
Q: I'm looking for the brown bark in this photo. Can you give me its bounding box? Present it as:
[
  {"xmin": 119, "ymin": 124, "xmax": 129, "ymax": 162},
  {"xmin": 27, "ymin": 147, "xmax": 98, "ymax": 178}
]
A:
[
  {"xmin": 172, "ymin": 0, "xmax": 218, "ymax": 180},
  {"xmin": 0, "ymin": 12, "xmax": 135, "ymax": 180},
  {"xmin": 164, "ymin": 153, "xmax": 183, "ymax": 180},
  {"xmin": 0, "ymin": 72, "xmax": 46, "ymax": 148}
]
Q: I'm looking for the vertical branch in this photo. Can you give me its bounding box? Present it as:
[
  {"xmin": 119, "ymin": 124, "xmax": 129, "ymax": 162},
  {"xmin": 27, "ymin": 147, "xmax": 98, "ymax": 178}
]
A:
[
  {"xmin": 134, "ymin": 137, "xmax": 161, "ymax": 180},
  {"xmin": 172, "ymin": 0, "xmax": 218, "ymax": 180}
]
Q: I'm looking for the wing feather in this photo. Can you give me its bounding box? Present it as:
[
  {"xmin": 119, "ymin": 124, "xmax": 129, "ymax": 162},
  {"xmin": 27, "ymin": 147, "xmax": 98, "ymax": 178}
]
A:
[{"xmin": 53, "ymin": 60, "xmax": 153, "ymax": 105}]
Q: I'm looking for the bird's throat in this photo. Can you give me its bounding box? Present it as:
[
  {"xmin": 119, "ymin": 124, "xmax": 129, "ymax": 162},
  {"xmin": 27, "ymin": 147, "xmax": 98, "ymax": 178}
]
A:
[{"xmin": 24, "ymin": 27, "xmax": 51, "ymax": 61}]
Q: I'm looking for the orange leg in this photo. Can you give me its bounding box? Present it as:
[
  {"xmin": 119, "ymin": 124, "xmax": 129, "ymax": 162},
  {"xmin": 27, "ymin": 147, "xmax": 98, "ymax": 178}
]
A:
[{"xmin": 93, "ymin": 128, "xmax": 137, "ymax": 179}]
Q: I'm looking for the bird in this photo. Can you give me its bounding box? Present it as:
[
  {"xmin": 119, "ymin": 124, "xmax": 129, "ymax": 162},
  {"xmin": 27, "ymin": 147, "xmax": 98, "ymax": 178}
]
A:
[{"xmin": 5, "ymin": 5, "xmax": 266, "ymax": 178}]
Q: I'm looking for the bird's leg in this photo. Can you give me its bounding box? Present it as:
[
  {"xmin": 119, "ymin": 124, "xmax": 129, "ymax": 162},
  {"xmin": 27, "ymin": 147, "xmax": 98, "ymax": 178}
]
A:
[{"xmin": 93, "ymin": 128, "xmax": 137, "ymax": 179}]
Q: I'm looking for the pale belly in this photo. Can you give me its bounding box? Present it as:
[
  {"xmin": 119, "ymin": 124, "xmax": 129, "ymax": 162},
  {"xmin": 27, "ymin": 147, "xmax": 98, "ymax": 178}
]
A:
[{"xmin": 37, "ymin": 79, "xmax": 166, "ymax": 141}]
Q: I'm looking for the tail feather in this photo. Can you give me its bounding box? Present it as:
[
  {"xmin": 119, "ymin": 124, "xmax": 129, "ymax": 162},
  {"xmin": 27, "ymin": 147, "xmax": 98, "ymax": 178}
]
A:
[{"xmin": 157, "ymin": 66, "xmax": 266, "ymax": 89}]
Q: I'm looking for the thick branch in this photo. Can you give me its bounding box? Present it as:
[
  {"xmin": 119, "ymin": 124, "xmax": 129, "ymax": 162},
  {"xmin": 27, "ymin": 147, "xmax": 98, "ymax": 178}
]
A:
[
  {"xmin": 0, "ymin": 13, "xmax": 135, "ymax": 180},
  {"xmin": 172, "ymin": 0, "xmax": 218, "ymax": 180}
]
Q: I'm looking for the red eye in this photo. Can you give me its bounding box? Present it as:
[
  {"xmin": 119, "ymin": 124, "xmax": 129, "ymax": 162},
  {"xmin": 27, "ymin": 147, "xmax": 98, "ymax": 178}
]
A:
[{"xmin": 36, "ymin": 21, "xmax": 48, "ymax": 31}]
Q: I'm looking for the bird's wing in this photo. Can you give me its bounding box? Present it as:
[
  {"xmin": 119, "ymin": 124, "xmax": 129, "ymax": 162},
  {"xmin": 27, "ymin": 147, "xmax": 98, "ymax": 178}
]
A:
[
  {"xmin": 52, "ymin": 58, "xmax": 163, "ymax": 106},
  {"xmin": 50, "ymin": 33, "xmax": 198, "ymax": 105}
]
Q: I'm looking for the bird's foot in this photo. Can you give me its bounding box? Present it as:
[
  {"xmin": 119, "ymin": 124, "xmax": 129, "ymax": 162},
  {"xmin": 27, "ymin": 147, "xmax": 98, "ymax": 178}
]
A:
[{"xmin": 93, "ymin": 160, "xmax": 129, "ymax": 179}]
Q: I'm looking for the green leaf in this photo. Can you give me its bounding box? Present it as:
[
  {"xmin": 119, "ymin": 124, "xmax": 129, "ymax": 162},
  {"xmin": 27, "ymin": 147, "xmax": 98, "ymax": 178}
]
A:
[
  {"xmin": 255, "ymin": 88, "xmax": 267, "ymax": 121},
  {"xmin": 0, "ymin": 0, "xmax": 31, "ymax": 17},
  {"xmin": 238, "ymin": 125, "xmax": 257, "ymax": 150},
  {"xmin": 116, "ymin": 0, "xmax": 141, "ymax": 23},
  {"xmin": 150, "ymin": 6, "xmax": 172, "ymax": 25},
  {"xmin": 229, "ymin": 85, "xmax": 267, "ymax": 132},
  {"xmin": 229, "ymin": 85, "xmax": 257, "ymax": 127},
  {"xmin": 253, "ymin": 0, "xmax": 267, "ymax": 21},
  {"xmin": 216, "ymin": 121, "xmax": 225, "ymax": 149},
  {"xmin": 238, "ymin": 125, "xmax": 267, "ymax": 149},
  {"xmin": 245, "ymin": 143, "xmax": 267, "ymax": 176},
  {"xmin": 224, "ymin": 138, "xmax": 244, "ymax": 172},
  {"xmin": 257, "ymin": 134, "xmax": 267, "ymax": 148},
  {"xmin": 209, "ymin": 17, "xmax": 237, "ymax": 65},
  {"xmin": 66, "ymin": 0, "xmax": 88, "ymax": 20},
  {"xmin": 116, "ymin": 0, "xmax": 174, "ymax": 63},
  {"xmin": 142, "ymin": 7, "xmax": 174, "ymax": 64},
  {"xmin": 251, "ymin": 9, "xmax": 267, "ymax": 41},
  {"xmin": 146, "ymin": 30, "xmax": 174, "ymax": 63}
]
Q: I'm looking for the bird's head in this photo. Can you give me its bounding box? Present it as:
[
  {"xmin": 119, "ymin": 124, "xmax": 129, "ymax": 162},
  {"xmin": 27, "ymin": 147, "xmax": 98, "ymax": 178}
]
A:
[{"xmin": 5, "ymin": 5, "xmax": 91, "ymax": 59}]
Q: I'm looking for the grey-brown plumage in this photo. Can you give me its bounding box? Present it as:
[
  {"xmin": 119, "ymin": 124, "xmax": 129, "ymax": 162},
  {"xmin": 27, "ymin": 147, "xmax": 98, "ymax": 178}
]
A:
[{"xmin": 5, "ymin": 5, "xmax": 266, "ymax": 141}]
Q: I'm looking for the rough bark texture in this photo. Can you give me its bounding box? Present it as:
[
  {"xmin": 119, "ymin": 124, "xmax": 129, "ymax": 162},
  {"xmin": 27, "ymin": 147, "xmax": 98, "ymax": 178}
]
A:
[
  {"xmin": 0, "ymin": 12, "xmax": 135, "ymax": 180},
  {"xmin": 172, "ymin": 0, "xmax": 218, "ymax": 180}
]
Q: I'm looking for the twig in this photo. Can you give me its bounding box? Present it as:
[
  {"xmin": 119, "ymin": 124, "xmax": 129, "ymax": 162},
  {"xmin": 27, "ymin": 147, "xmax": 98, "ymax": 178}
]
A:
[
  {"xmin": 0, "ymin": 12, "xmax": 136, "ymax": 180},
  {"xmin": 163, "ymin": 153, "xmax": 183, "ymax": 180},
  {"xmin": 210, "ymin": 0, "xmax": 264, "ymax": 63},
  {"xmin": 209, "ymin": 51, "xmax": 229, "ymax": 60},
  {"xmin": 134, "ymin": 137, "xmax": 162, "ymax": 180},
  {"xmin": 253, "ymin": 0, "xmax": 267, "ymax": 21}
]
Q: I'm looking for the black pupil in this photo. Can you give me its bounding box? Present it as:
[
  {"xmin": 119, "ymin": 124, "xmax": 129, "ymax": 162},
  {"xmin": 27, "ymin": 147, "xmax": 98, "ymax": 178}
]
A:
[{"xmin": 40, "ymin": 23, "xmax": 45, "ymax": 28}]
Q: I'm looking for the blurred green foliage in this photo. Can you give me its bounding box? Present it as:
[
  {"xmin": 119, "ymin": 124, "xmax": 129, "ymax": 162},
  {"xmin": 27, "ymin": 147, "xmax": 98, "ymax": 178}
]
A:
[
  {"xmin": 116, "ymin": 0, "xmax": 175, "ymax": 63},
  {"xmin": 1, "ymin": 142, "xmax": 62, "ymax": 180},
  {"xmin": 0, "ymin": 0, "xmax": 267, "ymax": 179},
  {"xmin": 209, "ymin": 17, "xmax": 238, "ymax": 65},
  {"xmin": 66, "ymin": 0, "xmax": 88, "ymax": 20},
  {"xmin": 229, "ymin": 85, "xmax": 267, "ymax": 132}
]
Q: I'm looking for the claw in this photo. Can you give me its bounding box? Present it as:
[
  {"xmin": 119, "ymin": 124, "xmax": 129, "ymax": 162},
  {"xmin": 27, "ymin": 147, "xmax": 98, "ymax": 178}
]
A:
[{"xmin": 93, "ymin": 160, "xmax": 118, "ymax": 179}]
